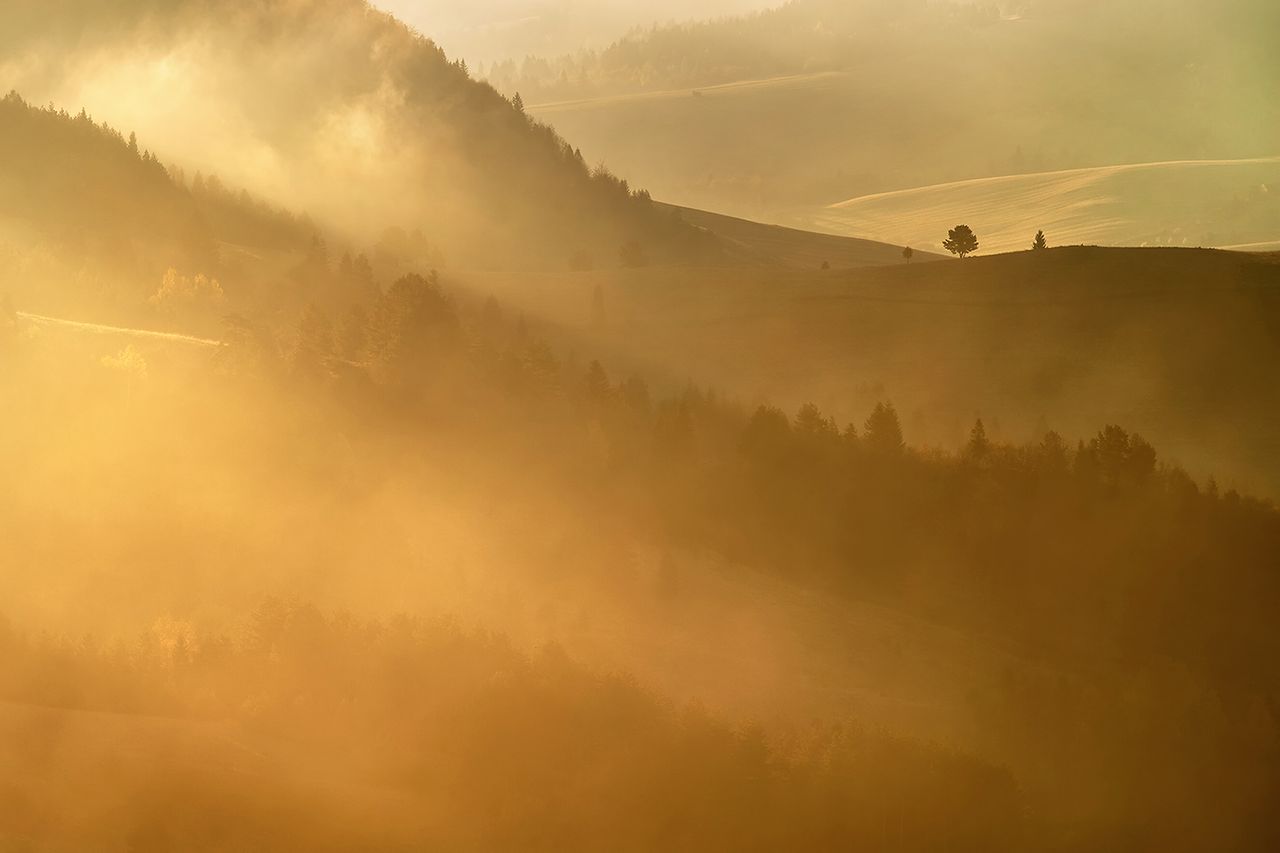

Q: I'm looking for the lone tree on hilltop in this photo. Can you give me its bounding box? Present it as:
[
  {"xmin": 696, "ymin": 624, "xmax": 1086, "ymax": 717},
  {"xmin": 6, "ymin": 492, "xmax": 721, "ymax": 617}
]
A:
[
  {"xmin": 902, "ymin": 246, "xmax": 914, "ymax": 263},
  {"xmin": 1033, "ymin": 230, "xmax": 1048, "ymax": 250},
  {"xmin": 943, "ymin": 225, "xmax": 979, "ymax": 258}
]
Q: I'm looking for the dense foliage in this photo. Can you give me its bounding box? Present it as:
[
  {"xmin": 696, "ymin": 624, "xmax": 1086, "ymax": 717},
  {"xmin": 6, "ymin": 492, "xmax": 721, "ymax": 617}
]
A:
[{"xmin": 0, "ymin": 603, "xmax": 1019, "ymax": 852}]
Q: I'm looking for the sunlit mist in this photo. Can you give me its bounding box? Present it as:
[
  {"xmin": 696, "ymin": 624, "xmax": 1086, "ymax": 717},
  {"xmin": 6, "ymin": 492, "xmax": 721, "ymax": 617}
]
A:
[{"xmin": 1, "ymin": 1, "xmax": 1278, "ymax": 850}]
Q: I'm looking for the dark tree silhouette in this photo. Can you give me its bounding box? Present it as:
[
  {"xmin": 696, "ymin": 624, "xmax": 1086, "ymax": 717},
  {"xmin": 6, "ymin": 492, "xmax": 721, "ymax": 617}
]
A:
[
  {"xmin": 368, "ymin": 272, "xmax": 458, "ymax": 383},
  {"xmin": 1033, "ymin": 230, "xmax": 1048, "ymax": 250},
  {"xmin": 863, "ymin": 402, "xmax": 905, "ymax": 454},
  {"xmin": 943, "ymin": 225, "xmax": 979, "ymax": 258},
  {"xmin": 583, "ymin": 359, "xmax": 611, "ymax": 403},
  {"xmin": 967, "ymin": 418, "xmax": 991, "ymax": 459}
]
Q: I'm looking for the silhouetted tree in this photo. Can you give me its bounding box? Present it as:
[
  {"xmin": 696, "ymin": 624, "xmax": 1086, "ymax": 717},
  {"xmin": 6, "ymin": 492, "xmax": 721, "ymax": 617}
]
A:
[
  {"xmin": 742, "ymin": 406, "xmax": 793, "ymax": 467},
  {"xmin": 1039, "ymin": 430, "xmax": 1069, "ymax": 470},
  {"xmin": 583, "ymin": 359, "xmax": 611, "ymax": 404},
  {"xmin": 1033, "ymin": 230, "xmax": 1047, "ymax": 250},
  {"xmin": 966, "ymin": 418, "xmax": 991, "ymax": 459},
  {"xmin": 943, "ymin": 225, "xmax": 979, "ymax": 258},
  {"xmin": 1084, "ymin": 425, "xmax": 1157, "ymax": 487},
  {"xmin": 863, "ymin": 402, "xmax": 904, "ymax": 454},
  {"xmin": 368, "ymin": 272, "xmax": 458, "ymax": 383},
  {"xmin": 795, "ymin": 403, "xmax": 838, "ymax": 439}
]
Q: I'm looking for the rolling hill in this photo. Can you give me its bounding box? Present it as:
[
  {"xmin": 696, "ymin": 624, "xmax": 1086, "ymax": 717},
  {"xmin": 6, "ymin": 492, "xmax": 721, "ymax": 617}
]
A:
[
  {"xmin": 663, "ymin": 202, "xmax": 939, "ymax": 268},
  {"xmin": 504, "ymin": 0, "xmax": 1280, "ymax": 243},
  {"xmin": 456, "ymin": 246, "xmax": 1280, "ymax": 496},
  {"xmin": 806, "ymin": 157, "xmax": 1280, "ymax": 255}
]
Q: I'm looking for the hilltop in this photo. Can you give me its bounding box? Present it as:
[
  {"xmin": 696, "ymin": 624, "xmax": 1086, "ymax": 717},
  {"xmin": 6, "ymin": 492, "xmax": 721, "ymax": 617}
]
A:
[
  {"xmin": 457, "ymin": 245, "xmax": 1280, "ymax": 495},
  {"xmin": 809, "ymin": 157, "xmax": 1280, "ymax": 255}
]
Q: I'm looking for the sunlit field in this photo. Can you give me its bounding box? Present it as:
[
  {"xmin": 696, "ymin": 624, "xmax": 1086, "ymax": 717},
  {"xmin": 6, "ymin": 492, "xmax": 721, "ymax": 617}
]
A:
[{"xmin": 808, "ymin": 157, "xmax": 1280, "ymax": 254}]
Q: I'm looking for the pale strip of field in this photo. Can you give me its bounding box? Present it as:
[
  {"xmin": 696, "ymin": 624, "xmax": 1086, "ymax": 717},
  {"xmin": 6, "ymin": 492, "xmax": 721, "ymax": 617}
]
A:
[
  {"xmin": 1219, "ymin": 239, "xmax": 1280, "ymax": 251},
  {"xmin": 804, "ymin": 156, "xmax": 1280, "ymax": 255},
  {"xmin": 528, "ymin": 71, "xmax": 848, "ymax": 115},
  {"xmin": 17, "ymin": 312, "xmax": 222, "ymax": 347}
]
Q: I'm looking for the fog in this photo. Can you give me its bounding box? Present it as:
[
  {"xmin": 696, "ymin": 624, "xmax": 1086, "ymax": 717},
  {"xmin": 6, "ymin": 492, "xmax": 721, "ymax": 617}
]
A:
[
  {"xmin": 372, "ymin": 0, "xmax": 778, "ymax": 64},
  {"xmin": 1, "ymin": 1, "xmax": 1278, "ymax": 850}
]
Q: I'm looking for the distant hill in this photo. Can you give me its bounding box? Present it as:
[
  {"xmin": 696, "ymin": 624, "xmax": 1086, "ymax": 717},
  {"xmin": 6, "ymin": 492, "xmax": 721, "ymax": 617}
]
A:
[
  {"xmin": 505, "ymin": 0, "xmax": 1280, "ymax": 231},
  {"xmin": 457, "ymin": 246, "xmax": 1280, "ymax": 496},
  {"xmin": 807, "ymin": 157, "xmax": 1280, "ymax": 255},
  {"xmin": 374, "ymin": 0, "xmax": 775, "ymax": 66},
  {"xmin": 661, "ymin": 202, "xmax": 939, "ymax": 269},
  {"xmin": 0, "ymin": 0, "xmax": 712, "ymax": 269}
]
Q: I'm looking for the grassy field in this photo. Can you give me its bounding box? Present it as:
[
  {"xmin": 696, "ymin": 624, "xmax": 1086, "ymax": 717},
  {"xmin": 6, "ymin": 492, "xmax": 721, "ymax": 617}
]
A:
[
  {"xmin": 526, "ymin": 68, "xmax": 910, "ymax": 218},
  {"xmin": 530, "ymin": 71, "xmax": 1280, "ymax": 254},
  {"xmin": 459, "ymin": 246, "xmax": 1280, "ymax": 497},
  {"xmin": 664, "ymin": 202, "xmax": 941, "ymax": 269},
  {"xmin": 806, "ymin": 157, "xmax": 1280, "ymax": 255}
]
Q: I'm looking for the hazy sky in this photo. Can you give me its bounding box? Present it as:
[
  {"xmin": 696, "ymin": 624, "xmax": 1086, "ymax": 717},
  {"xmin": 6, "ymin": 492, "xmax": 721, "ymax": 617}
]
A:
[{"xmin": 372, "ymin": 0, "xmax": 777, "ymax": 64}]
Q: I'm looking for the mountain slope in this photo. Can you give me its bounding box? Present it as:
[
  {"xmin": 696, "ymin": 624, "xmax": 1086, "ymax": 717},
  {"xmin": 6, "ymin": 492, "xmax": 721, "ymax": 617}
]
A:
[
  {"xmin": 0, "ymin": 92, "xmax": 319, "ymax": 324},
  {"xmin": 0, "ymin": 0, "xmax": 711, "ymax": 269}
]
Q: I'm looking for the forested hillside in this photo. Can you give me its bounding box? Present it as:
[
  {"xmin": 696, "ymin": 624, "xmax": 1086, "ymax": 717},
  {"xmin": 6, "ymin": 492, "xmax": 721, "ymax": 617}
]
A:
[
  {"xmin": 0, "ymin": 0, "xmax": 713, "ymax": 269},
  {"xmin": 0, "ymin": 92, "xmax": 315, "ymax": 325},
  {"xmin": 4, "ymin": 249, "xmax": 1279, "ymax": 847}
]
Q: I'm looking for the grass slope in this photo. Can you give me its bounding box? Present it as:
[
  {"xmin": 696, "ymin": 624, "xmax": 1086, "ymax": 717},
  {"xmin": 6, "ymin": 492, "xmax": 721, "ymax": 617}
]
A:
[
  {"xmin": 459, "ymin": 246, "xmax": 1280, "ymax": 495},
  {"xmin": 663, "ymin": 202, "xmax": 940, "ymax": 269},
  {"xmin": 807, "ymin": 157, "xmax": 1280, "ymax": 255}
]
